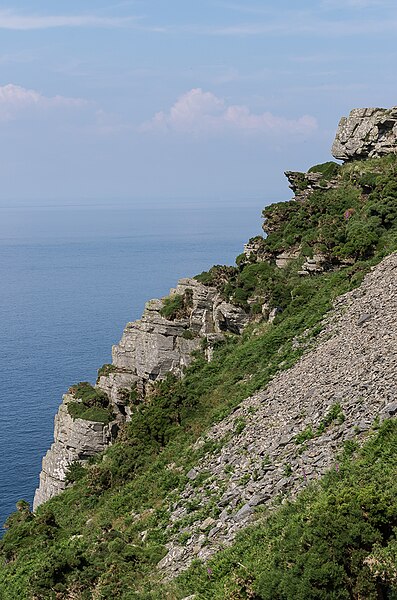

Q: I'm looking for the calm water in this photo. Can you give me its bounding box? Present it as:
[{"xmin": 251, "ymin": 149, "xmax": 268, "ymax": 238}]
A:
[{"xmin": 0, "ymin": 200, "xmax": 263, "ymax": 527}]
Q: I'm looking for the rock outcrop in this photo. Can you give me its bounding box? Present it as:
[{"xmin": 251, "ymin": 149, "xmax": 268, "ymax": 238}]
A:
[
  {"xmin": 157, "ymin": 253, "xmax": 397, "ymax": 578},
  {"xmin": 34, "ymin": 278, "xmax": 250, "ymax": 509},
  {"xmin": 332, "ymin": 107, "xmax": 397, "ymax": 161},
  {"xmin": 33, "ymin": 106, "xmax": 397, "ymax": 517},
  {"xmin": 97, "ymin": 277, "xmax": 249, "ymax": 410},
  {"xmin": 33, "ymin": 394, "xmax": 118, "ymax": 510},
  {"xmin": 285, "ymin": 170, "xmax": 339, "ymax": 202}
]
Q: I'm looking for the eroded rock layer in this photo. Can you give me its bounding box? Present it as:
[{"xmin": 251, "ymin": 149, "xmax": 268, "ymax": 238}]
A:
[{"xmin": 97, "ymin": 277, "xmax": 249, "ymax": 409}]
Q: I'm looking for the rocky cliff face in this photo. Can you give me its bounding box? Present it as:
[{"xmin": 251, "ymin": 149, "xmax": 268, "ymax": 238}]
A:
[
  {"xmin": 332, "ymin": 106, "xmax": 397, "ymax": 161},
  {"xmin": 156, "ymin": 252, "xmax": 397, "ymax": 578},
  {"xmin": 97, "ymin": 277, "xmax": 249, "ymax": 411},
  {"xmin": 34, "ymin": 278, "xmax": 250, "ymax": 509},
  {"xmin": 33, "ymin": 394, "xmax": 118, "ymax": 510}
]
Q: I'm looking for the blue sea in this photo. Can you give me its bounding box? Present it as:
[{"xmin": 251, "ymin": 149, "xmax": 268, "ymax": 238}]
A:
[{"xmin": 0, "ymin": 199, "xmax": 264, "ymax": 528}]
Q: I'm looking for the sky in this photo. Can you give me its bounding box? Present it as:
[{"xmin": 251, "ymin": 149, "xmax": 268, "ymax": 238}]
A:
[{"xmin": 0, "ymin": 0, "xmax": 396, "ymax": 204}]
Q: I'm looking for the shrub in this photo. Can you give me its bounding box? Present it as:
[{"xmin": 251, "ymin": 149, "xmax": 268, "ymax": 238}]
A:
[
  {"xmin": 67, "ymin": 402, "xmax": 114, "ymax": 424},
  {"xmin": 68, "ymin": 382, "xmax": 108, "ymax": 408},
  {"xmin": 160, "ymin": 289, "xmax": 193, "ymax": 320},
  {"xmin": 308, "ymin": 161, "xmax": 341, "ymax": 180},
  {"xmin": 96, "ymin": 363, "xmax": 117, "ymax": 382},
  {"xmin": 67, "ymin": 382, "xmax": 114, "ymax": 423},
  {"xmin": 65, "ymin": 461, "xmax": 86, "ymax": 484}
]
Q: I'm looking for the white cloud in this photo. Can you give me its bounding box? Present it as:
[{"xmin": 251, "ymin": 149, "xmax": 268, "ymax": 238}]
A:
[
  {"xmin": 193, "ymin": 17, "xmax": 397, "ymax": 36},
  {"xmin": 321, "ymin": 0, "xmax": 393, "ymax": 7},
  {"xmin": 141, "ymin": 88, "xmax": 317, "ymax": 136},
  {"xmin": 0, "ymin": 84, "xmax": 87, "ymax": 122},
  {"xmin": 0, "ymin": 10, "xmax": 137, "ymax": 30}
]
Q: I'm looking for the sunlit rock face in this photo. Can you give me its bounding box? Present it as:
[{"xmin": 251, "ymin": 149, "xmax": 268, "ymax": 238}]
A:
[
  {"xmin": 33, "ymin": 394, "xmax": 118, "ymax": 510},
  {"xmin": 332, "ymin": 107, "xmax": 397, "ymax": 161}
]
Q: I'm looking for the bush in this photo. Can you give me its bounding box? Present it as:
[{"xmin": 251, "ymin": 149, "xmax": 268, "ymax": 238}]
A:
[
  {"xmin": 308, "ymin": 161, "xmax": 341, "ymax": 180},
  {"xmin": 67, "ymin": 402, "xmax": 114, "ymax": 424},
  {"xmin": 96, "ymin": 363, "xmax": 117, "ymax": 382},
  {"xmin": 68, "ymin": 382, "xmax": 108, "ymax": 408},
  {"xmin": 67, "ymin": 382, "xmax": 114, "ymax": 423},
  {"xmin": 160, "ymin": 289, "xmax": 193, "ymax": 320},
  {"xmin": 65, "ymin": 461, "xmax": 86, "ymax": 484}
]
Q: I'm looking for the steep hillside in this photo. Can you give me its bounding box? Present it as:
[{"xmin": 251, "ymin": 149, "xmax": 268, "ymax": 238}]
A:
[{"xmin": 1, "ymin": 108, "xmax": 396, "ymax": 599}]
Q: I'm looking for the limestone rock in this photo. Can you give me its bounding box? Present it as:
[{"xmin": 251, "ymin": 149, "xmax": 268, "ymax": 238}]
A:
[
  {"xmin": 285, "ymin": 170, "xmax": 338, "ymax": 203},
  {"xmin": 35, "ymin": 276, "xmax": 250, "ymax": 509},
  {"xmin": 275, "ymin": 250, "xmax": 301, "ymax": 269},
  {"xmin": 33, "ymin": 394, "xmax": 118, "ymax": 510},
  {"xmin": 99, "ymin": 277, "xmax": 249, "ymax": 404},
  {"xmin": 332, "ymin": 107, "xmax": 397, "ymax": 161},
  {"xmin": 297, "ymin": 254, "xmax": 330, "ymax": 276}
]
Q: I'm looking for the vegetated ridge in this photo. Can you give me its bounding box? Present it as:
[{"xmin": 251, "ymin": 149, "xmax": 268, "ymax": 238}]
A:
[{"xmin": 1, "ymin": 107, "xmax": 397, "ymax": 599}]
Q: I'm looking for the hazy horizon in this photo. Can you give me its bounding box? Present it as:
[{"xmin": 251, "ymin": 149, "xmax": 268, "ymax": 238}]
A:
[{"xmin": 1, "ymin": 1, "xmax": 397, "ymax": 203}]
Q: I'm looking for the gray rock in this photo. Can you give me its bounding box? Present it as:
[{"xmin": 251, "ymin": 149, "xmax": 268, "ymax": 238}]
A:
[
  {"xmin": 234, "ymin": 503, "xmax": 254, "ymax": 522},
  {"xmin": 357, "ymin": 313, "xmax": 372, "ymax": 326},
  {"xmin": 332, "ymin": 107, "xmax": 397, "ymax": 161},
  {"xmin": 33, "ymin": 394, "xmax": 118, "ymax": 510},
  {"xmin": 381, "ymin": 401, "xmax": 397, "ymax": 417},
  {"xmin": 186, "ymin": 468, "xmax": 198, "ymax": 480},
  {"xmin": 200, "ymin": 517, "xmax": 215, "ymax": 531},
  {"xmin": 100, "ymin": 277, "xmax": 249, "ymax": 403}
]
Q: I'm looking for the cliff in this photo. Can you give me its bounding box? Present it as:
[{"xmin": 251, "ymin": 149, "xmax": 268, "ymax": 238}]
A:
[
  {"xmin": 34, "ymin": 278, "xmax": 250, "ymax": 509},
  {"xmin": 2, "ymin": 107, "xmax": 397, "ymax": 600}
]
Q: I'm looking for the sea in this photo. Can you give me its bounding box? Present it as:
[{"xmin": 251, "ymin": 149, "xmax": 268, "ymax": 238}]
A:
[{"xmin": 0, "ymin": 198, "xmax": 265, "ymax": 529}]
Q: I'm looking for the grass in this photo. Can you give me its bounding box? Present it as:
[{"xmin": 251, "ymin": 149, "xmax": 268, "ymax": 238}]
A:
[
  {"xmin": 67, "ymin": 382, "xmax": 114, "ymax": 423},
  {"xmin": 67, "ymin": 402, "xmax": 114, "ymax": 424}
]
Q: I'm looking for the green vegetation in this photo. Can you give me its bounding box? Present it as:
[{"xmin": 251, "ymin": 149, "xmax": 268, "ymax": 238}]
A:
[
  {"xmin": 308, "ymin": 160, "xmax": 341, "ymax": 180},
  {"xmin": 67, "ymin": 382, "xmax": 114, "ymax": 424},
  {"xmin": 96, "ymin": 363, "xmax": 118, "ymax": 383},
  {"xmin": 182, "ymin": 329, "xmax": 196, "ymax": 340},
  {"xmin": 0, "ymin": 153, "xmax": 397, "ymax": 598},
  {"xmin": 164, "ymin": 420, "xmax": 397, "ymax": 600},
  {"xmin": 316, "ymin": 402, "xmax": 345, "ymax": 434},
  {"xmin": 263, "ymin": 155, "xmax": 397, "ymax": 258},
  {"xmin": 294, "ymin": 425, "xmax": 315, "ymax": 445},
  {"xmin": 160, "ymin": 289, "xmax": 194, "ymax": 320}
]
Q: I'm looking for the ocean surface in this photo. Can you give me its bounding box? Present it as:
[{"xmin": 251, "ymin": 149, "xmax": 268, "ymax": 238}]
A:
[{"xmin": 0, "ymin": 199, "xmax": 264, "ymax": 528}]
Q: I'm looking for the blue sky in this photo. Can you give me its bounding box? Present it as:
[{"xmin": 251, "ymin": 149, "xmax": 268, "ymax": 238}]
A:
[{"xmin": 0, "ymin": 0, "xmax": 396, "ymax": 203}]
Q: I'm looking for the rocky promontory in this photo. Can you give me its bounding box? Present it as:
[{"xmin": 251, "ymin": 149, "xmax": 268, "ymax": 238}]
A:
[
  {"xmin": 33, "ymin": 105, "xmax": 397, "ymax": 511},
  {"xmin": 332, "ymin": 106, "xmax": 397, "ymax": 161}
]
